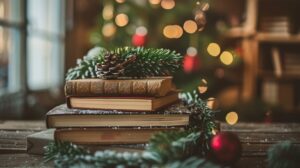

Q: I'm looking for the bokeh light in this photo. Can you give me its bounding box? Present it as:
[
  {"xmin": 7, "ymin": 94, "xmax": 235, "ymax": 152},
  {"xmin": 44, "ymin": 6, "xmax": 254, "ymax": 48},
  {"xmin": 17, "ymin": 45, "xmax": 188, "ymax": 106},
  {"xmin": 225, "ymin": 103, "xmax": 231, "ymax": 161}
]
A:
[
  {"xmin": 207, "ymin": 97, "xmax": 217, "ymax": 109},
  {"xmin": 102, "ymin": 23, "xmax": 116, "ymax": 37},
  {"xmin": 161, "ymin": 0, "xmax": 175, "ymax": 10},
  {"xmin": 186, "ymin": 47, "xmax": 197, "ymax": 56},
  {"xmin": 163, "ymin": 25, "xmax": 183, "ymax": 39},
  {"xmin": 207, "ymin": 43, "xmax": 221, "ymax": 57},
  {"xmin": 136, "ymin": 26, "xmax": 148, "ymax": 36},
  {"xmin": 149, "ymin": 0, "xmax": 161, "ymax": 5},
  {"xmin": 198, "ymin": 78, "xmax": 208, "ymax": 94},
  {"xmin": 116, "ymin": 0, "xmax": 125, "ymax": 3},
  {"xmin": 220, "ymin": 51, "xmax": 234, "ymax": 65},
  {"xmin": 115, "ymin": 13, "xmax": 129, "ymax": 27},
  {"xmin": 226, "ymin": 111, "xmax": 238, "ymax": 125},
  {"xmin": 102, "ymin": 4, "xmax": 114, "ymax": 20},
  {"xmin": 183, "ymin": 20, "xmax": 198, "ymax": 34}
]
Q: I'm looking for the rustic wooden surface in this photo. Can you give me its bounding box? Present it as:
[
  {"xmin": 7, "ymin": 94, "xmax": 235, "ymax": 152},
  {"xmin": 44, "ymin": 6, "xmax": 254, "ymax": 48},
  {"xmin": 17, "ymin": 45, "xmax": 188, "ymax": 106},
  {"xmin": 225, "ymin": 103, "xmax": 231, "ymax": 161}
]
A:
[{"xmin": 0, "ymin": 121, "xmax": 299, "ymax": 168}]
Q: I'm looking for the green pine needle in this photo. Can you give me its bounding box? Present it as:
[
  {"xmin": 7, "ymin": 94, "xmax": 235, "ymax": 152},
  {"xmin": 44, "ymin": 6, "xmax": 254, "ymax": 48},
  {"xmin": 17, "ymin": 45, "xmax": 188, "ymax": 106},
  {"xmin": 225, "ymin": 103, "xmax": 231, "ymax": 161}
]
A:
[
  {"xmin": 65, "ymin": 46, "xmax": 183, "ymax": 80},
  {"xmin": 267, "ymin": 141, "xmax": 300, "ymax": 168}
]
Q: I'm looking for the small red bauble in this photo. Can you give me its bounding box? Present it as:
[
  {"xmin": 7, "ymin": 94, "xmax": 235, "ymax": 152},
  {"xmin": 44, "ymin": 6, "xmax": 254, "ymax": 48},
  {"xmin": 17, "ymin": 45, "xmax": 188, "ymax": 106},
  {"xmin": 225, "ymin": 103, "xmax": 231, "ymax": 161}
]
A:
[
  {"xmin": 183, "ymin": 55, "xmax": 200, "ymax": 73},
  {"xmin": 210, "ymin": 132, "xmax": 242, "ymax": 165},
  {"xmin": 132, "ymin": 34, "xmax": 146, "ymax": 46}
]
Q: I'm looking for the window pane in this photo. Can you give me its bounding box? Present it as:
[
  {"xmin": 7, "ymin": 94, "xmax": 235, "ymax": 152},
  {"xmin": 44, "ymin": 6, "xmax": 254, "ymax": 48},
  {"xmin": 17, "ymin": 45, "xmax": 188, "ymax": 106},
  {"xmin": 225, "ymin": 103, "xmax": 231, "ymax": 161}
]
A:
[
  {"xmin": 0, "ymin": 0, "xmax": 22, "ymax": 23},
  {"xmin": 27, "ymin": 0, "xmax": 65, "ymax": 90},
  {"xmin": 0, "ymin": 26, "xmax": 22, "ymax": 93}
]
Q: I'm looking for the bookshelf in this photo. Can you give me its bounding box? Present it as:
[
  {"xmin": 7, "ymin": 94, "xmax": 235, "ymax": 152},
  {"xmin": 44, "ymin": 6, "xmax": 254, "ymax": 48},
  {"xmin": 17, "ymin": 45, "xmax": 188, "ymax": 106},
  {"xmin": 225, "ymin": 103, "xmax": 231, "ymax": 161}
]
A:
[{"xmin": 217, "ymin": 0, "xmax": 300, "ymax": 113}]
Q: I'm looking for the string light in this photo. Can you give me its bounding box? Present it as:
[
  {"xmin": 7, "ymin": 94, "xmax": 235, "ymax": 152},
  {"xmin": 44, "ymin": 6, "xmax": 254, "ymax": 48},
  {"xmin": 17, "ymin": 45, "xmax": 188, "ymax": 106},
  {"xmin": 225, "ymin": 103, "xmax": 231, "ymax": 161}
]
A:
[
  {"xmin": 207, "ymin": 43, "xmax": 221, "ymax": 57},
  {"xmin": 183, "ymin": 20, "xmax": 198, "ymax": 34},
  {"xmin": 226, "ymin": 111, "xmax": 238, "ymax": 125},
  {"xmin": 115, "ymin": 13, "xmax": 129, "ymax": 27},
  {"xmin": 149, "ymin": 0, "xmax": 161, "ymax": 5},
  {"xmin": 163, "ymin": 25, "xmax": 183, "ymax": 39},
  {"xmin": 102, "ymin": 4, "xmax": 114, "ymax": 20},
  {"xmin": 220, "ymin": 51, "xmax": 234, "ymax": 65},
  {"xmin": 102, "ymin": 23, "xmax": 116, "ymax": 37},
  {"xmin": 161, "ymin": 0, "xmax": 175, "ymax": 10}
]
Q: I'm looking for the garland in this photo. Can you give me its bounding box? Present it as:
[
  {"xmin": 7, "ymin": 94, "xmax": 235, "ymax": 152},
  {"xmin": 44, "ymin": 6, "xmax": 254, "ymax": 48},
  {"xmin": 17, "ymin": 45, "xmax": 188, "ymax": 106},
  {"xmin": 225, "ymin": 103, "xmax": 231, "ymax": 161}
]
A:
[
  {"xmin": 44, "ymin": 91, "xmax": 219, "ymax": 168},
  {"xmin": 66, "ymin": 47, "xmax": 183, "ymax": 80}
]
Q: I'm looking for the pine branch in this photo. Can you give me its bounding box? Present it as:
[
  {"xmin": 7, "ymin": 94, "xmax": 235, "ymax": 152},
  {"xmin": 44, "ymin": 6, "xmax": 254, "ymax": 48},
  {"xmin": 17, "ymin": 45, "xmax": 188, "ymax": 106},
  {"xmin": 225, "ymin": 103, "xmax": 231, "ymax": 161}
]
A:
[
  {"xmin": 267, "ymin": 141, "xmax": 300, "ymax": 168},
  {"xmin": 66, "ymin": 47, "xmax": 107, "ymax": 81},
  {"xmin": 66, "ymin": 46, "xmax": 183, "ymax": 80},
  {"xmin": 113, "ymin": 47, "xmax": 183, "ymax": 77}
]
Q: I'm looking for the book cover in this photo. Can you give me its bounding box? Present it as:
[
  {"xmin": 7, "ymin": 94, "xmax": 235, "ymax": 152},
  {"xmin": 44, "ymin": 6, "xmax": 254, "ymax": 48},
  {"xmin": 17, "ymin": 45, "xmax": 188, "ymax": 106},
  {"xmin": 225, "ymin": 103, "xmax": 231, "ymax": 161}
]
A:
[
  {"xmin": 27, "ymin": 129, "xmax": 54, "ymax": 155},
  {"xmin": 65, "ymin": 77, "xmax": 173, "ymax": 97},
  {"xmin": 46, "ymin": 103, "xmax": 190, "ymax": 128},
  {"xmin": 54, "ymin": 127, "xmax": 183, "ymax": 144},
  {"xmin": 66, "ymin": 92, "xmax": 179, "ymax": 111}
]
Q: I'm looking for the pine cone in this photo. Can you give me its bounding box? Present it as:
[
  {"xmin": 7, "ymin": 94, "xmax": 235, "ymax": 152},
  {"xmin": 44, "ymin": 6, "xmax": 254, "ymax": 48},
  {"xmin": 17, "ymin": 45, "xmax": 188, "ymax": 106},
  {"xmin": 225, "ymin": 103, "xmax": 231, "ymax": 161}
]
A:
[{"xmin": 96, "ymin": 52, "xmax": 137, "ymax": 79}]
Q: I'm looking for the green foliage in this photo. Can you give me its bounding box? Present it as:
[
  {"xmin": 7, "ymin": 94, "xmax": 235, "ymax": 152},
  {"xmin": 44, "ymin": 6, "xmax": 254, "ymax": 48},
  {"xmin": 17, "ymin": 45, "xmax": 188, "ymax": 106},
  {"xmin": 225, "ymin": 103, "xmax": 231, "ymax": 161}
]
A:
[
  {"xmin": 165, "ymin": 157, "xmax": 220, "ymax": 168},
  {"xmin": 66, "ymin": 46, "xmax": 182, "ymax": 80},
  {"xmin": 45, "ymin": 90, "xmax": 218, "ymax": 167},
  {"xmin": 66, "ymin": 47, "xmax": 107, "ymax": 81},
  {"xmin": 267, "ymin": 141, "xmax": 300, "ymax": 168}
]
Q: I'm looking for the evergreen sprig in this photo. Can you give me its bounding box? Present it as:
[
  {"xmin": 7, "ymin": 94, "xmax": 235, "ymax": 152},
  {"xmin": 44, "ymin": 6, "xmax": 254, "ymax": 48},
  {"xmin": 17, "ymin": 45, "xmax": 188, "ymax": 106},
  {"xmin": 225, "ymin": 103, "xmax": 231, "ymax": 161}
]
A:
[
  {"xmin": 66, "ymin": 46, "xmax": 183, "ymax": 80},
  {"xmin": 267, "ymin": 141, "xmax": 300, "ymax": 168},
  {"xmin": 45, "ymin": 91, "xmax": 218, "ymax": 168}
]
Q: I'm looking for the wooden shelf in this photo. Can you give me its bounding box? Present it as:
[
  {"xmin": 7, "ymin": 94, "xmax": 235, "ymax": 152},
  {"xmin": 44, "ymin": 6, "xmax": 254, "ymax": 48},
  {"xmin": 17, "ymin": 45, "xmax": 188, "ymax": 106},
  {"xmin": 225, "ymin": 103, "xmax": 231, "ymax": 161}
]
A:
[
  {"xmin": 223, "ymin": 27, "xmax": 255, "ymax": 39},
  {"xmin": 256, "ymin": 33, "xmax": 300, "ymax": 43},
  {"xmin": 259, "ymin": 71, "xmax": 300, "ymax": 80}
]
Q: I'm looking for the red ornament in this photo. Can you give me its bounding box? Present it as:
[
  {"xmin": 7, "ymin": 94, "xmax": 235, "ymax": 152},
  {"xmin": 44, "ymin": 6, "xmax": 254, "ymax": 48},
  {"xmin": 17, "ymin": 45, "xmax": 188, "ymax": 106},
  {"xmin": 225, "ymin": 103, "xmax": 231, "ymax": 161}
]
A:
[
  {"xmin": 183, "ymin": 54, "xmax": 200, "ymax": 73},
  {"xmin": 132, "ymin": 34, "xmax": 146, "ymax": 46},
  {"xmin": 210, "ymin": 132, "xmax": 242, "ymax": 165}
]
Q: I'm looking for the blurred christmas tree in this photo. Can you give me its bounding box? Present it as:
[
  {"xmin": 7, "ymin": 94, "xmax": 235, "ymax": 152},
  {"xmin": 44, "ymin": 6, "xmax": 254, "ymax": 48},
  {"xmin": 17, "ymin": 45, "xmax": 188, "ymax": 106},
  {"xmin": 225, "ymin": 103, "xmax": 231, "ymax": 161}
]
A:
[{"xmin": 90, "ymin": 0, "xmax": 242, "ymax": 90}]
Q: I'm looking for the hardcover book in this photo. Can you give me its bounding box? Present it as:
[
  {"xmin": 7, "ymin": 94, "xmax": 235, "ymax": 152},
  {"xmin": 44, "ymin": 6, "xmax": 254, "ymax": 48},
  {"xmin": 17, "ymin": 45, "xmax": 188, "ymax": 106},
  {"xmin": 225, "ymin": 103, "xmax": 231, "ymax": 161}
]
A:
[
  {"xmin": 65, "ymin": 77, "xmax": 173, "ymax": 97},
  {"xmin": 66, "ymin": 92, "xmax": 179, "ymax": 111},
  {"xmin": 55, "ymin": 127, "xmax": 183, "ymax": 144},
  {"xmin": 27, "ymin": 129, "xmax": 54, "ymax": 155},
  {"xmin": 46, "ymin": 103, "xmax": 190, "ymax": 128}
]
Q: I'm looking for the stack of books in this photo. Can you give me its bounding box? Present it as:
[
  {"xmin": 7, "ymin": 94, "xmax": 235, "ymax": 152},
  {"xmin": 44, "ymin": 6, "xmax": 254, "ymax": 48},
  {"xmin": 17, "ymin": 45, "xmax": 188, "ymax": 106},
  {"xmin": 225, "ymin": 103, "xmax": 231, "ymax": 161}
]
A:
[
  {"xmin": 45, "ymin": 77, "xmax": 190, "ymax": 145},
  {"xmin": 259, "ymin": 16, "xmax": 291, "ymax": 35}
]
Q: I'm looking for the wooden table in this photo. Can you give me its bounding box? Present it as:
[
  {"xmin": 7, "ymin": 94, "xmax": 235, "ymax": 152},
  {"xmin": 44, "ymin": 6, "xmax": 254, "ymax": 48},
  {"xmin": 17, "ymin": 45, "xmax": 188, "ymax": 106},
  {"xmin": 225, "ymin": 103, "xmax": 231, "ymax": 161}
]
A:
[{"xmin": 0, "ymin": 121, "xmax": 299, "ymax": 168}]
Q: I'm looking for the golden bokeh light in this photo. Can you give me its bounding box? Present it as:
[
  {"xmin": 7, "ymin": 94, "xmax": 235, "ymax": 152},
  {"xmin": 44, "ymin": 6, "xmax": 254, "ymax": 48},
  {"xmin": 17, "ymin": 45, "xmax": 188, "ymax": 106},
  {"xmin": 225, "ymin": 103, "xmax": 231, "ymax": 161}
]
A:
[
  {"xmin": 198, "ymin": 78, "xmax": 208, "ymax": 94},
  {"xmin": 116, "ymin": 0, "xmax": 125, "ymax": 3},
  {"xmin": 161, "ymin": 0, "xmax": 175, "ymax": 10},
  {"xmin": 102, "ymin": 4, "xmax": 114, "ymax": 20},
  {"xmin": 220, "ymin": 51, "xmax": 234, "ymax": 65},
  {"xmin": 183, "ymin": 20, "xmax": 198, "ymax": 34},
  {"xmin": 102, "ymin": 23, "xmax": 116, "ymax": 37},
  {"xmin": 149, "ymin": 0, "xmax": 161, "ymax": 5},
  {"xmin": 207, "ymin": 43, "xmax": 221, "ymax": 57},
  {"xmin": 115, "ymin": 13, "xmax": 129, "ymax": 27},
  {"xmin": 163, "ymin": 25, "xmax": 183, "ymax": 39},
  {"xmin": 226, "ymin": 111, "xmax": 238, "ymax": 125}
]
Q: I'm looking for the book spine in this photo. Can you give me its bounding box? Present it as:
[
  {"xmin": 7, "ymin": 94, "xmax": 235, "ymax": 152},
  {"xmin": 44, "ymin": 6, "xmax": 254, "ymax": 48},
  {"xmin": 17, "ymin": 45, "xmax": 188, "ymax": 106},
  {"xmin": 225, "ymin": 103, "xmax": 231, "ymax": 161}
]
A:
[{"xmin": 65, "ymin": 79, "xmax": 169, "ymax": 97}]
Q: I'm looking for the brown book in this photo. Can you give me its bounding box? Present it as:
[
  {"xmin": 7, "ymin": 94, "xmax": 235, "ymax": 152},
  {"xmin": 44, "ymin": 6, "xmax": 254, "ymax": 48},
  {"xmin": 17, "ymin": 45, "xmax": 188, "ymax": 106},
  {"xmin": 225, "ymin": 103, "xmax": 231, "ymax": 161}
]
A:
[
  {"xmin": 27, "ymin": 129, "xmax": 54, "ymax": 155},
  {"xmin": 67, "ymin": 92, "xmax": 179, "ymax": 111},
  {"xmin": 65, "ymin": 77, "xmax": 173, "ymax": 97},
  {"xmin": 55, "ymin": 128, "xmax": 182, "ymax": 144},
  {"xmin": 46, "ymin": 103, "xmax": 190, "ymax": 128}
]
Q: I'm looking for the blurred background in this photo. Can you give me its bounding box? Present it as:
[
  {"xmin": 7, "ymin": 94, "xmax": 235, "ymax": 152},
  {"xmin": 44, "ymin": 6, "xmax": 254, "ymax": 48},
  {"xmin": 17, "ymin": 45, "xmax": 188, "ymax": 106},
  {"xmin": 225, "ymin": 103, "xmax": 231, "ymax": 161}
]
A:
[{"xmin": 0, "ymin": 0, "xmax": 299, "ymax": 123}]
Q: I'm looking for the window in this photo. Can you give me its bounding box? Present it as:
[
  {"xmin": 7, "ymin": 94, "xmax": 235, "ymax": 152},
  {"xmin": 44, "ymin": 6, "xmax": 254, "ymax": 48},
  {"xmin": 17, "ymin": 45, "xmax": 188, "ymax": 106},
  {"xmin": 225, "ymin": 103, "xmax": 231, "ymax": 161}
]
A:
[
  {"xmin": 27, "ymin": 0, "xmax": 65, "ymax": 90},
  {"xmin": 0, "ymin": 0, "xmax": 23, "ymax": 94},
  {"xmin": 0, "ymin": 0, "xmax": 65, "ymax": 94}
]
